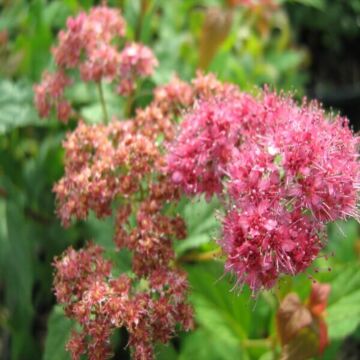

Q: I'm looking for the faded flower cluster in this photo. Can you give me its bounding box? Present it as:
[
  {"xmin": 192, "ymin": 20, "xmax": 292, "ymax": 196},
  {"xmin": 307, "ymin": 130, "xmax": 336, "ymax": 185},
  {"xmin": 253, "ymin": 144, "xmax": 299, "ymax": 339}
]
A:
[{"xmin": 168, "ymin": 91, "xmax": 359, "ymax": 292}]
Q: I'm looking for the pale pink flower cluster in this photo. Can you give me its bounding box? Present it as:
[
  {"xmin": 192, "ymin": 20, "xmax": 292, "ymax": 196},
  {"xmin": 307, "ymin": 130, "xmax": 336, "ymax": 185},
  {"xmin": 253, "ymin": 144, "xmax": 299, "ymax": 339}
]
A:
[
  {"xmin": 118, "ymin": 43, "xmax": 159, "ymax": 95},
  {"xmin": 168, "ymin": 91, "xmax": 360, "ymax": 291},
  {"xmin": 53, "ymin": 6, "xmax": 126, "ymax": 70},
  {"xmin": 34, "ymin": 5, "xmax": 157, "ymax": 123},
  {"xmin": 33, "ymin": 71, "xmax": 72, "ymax": 122},
  {"xmin": 53, "ymin": 120, "xmax": 160, "ymax": 227}
]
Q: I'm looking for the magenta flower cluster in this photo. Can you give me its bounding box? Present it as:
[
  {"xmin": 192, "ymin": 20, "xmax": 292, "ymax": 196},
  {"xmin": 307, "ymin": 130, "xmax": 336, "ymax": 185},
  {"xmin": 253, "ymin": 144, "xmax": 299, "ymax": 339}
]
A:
[{"xmin": 168, "ymin": 91, "xmax": 359, "ymax": 291}]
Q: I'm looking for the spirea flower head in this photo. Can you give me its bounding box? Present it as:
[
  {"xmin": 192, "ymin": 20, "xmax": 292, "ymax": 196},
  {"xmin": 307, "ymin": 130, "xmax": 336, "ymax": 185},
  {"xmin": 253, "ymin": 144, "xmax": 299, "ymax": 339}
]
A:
[
  {"xmin": 54, "ymin": 243, "xmax": 193, "ymax": 360},
  {"xmin": 166, "ymin": 92, "xmax": 257, "ymax": 199},
  {"xmin": 168, "ymin": 89, "xmax": 360, "ymax": 292},
  {"xmin": 34, "ymin": 4, "xmax": 158, "ymax": 122},
  {"xmin": 33, "ymin": 71, "xmax": 73, "ymax": 122},
  {"xmin": 53, "ymin": 120, "xmax": 161, "ymax": 227},
  {"xmin": 222, "ymin": 204, "xmax": 324, "ymax": 291},
  {"xmin": 239, "ymin": 92, "xmax": 360, "ymax": 223},
  {"xmin": 52, "ymin": 6, "xmax": 126, "ymax": 70},
  {"xmin": 117, "ymin": 42, "xmax": 158, "ymax": 96}
]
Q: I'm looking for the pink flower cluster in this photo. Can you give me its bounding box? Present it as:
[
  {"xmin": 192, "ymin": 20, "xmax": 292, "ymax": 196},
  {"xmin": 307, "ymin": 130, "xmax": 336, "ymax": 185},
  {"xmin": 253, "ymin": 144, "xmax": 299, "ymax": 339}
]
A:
[
  {"xmin": 228, "ymin": 0, "xmax": 277, "ymax": 8},
  {"xmin": 168, "ymin": 91, "xmax": 359, "ymax": 291},
  {"xmin": 54, "ymin": 120, "xmax": 159, "ymax": 227},
  {"xmin": 34, "ymin": 5, "xmax": 157, "ymax": 123},
  {"xmin": 118, "ymin": 43, "xmax": 159, "ymax": 95},
  {"xmin": 54, "ymin": 244, "xmax": 192, "ymax": 360},
  {"xmin": 51, "ymin": 70, "xmax": 245, "ymax": 359},
  {"xmin": 33, "ymin": 71, "xmax": 72, "ymax": 121},
  {"xmin": 53, "ymin": 115, "xmax": 193, "ymax": 359}
]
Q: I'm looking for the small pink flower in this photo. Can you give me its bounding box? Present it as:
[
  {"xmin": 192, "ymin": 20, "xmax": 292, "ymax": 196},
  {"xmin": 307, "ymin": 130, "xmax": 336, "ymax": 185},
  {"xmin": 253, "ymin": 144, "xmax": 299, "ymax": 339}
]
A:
[
  {"xmin": 119, "ymin": 43, "xmax": 158, "ymax": 78},
  {"xmin": 34, "ymin": 71, "xmax": 73, "ymax": 122},
  {"xmin": 166, "ymin": 96, "xmax": 244, "ymax": 198},
  {"xmin": 117, "ymin": 43, "xmax": 158, "ymax": 96}
]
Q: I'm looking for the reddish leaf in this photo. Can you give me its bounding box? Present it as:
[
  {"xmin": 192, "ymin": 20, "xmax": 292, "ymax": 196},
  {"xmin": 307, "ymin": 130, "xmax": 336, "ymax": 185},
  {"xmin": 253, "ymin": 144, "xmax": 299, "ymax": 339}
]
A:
[
  {"xmin": 277, "ymin": 284, "xmax": 331, "ymax": 359},
  {"xmin": 308, "ymin": 282, "xmax": 331, "ymax": 316},
  {"xmin": 276, "ymin": 293, "xmax": 312, "ymax": 345},
  {"xmin": 317, "ymin": 317, "xmax": 329, "ymax": 354},
  {"xmin": 280, "ymin": 327, "xmax": 319, "ymax": 360},
  {"xmin": 198, "ymin": 8, "xmax": 233, "ymax": 70}
]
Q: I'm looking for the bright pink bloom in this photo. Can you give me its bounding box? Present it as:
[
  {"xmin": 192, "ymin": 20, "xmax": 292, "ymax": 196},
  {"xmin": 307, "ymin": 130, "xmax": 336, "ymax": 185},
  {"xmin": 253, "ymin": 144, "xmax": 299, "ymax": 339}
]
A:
[
  {"xmin": 222, "ymin": 205, "xmax": 323, "ymax": 291},
  {"xmin": 168, "ymin": 90, "xmax": 360, "ymax": 291},
  {"xmin": 167, "ymin": 95, "xmax": 247, "ymax": 198}
]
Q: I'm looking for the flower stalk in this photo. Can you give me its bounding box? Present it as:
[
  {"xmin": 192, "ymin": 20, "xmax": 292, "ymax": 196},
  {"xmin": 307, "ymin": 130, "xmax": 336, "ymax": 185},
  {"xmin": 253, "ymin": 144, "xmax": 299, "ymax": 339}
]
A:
[{"xmin": 97, "ymin": 81, "xmax": 109, "ymax": 124}]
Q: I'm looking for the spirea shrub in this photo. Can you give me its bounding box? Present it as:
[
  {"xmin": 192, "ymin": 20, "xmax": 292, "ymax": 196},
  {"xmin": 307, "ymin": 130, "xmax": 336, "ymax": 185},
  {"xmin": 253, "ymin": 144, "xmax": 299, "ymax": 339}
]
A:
[{"xmin": 34, "ymin": 3, "xmax": 359, "ymax": 360}]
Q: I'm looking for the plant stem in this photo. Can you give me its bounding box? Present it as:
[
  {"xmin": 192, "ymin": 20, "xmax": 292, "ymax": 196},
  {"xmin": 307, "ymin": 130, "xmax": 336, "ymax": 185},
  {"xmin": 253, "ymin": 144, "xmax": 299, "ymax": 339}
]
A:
[
  {"xmin": 135, "ymin": 0, "xmax": 148, "ymax": 41},
  {"xmin": 125, "ymin": 91, "xmax": 135, "ymax": 118},
  {"xmin": 97, "ymin": 81, "xmax": 109, "ymax": 124},
  {"xmin": 242, "ymin": 337, "xmax": 272, "ymax": 349},
  {"xmin": 179, "ymin": 248, "xmax": 223, "ymax": 263}
]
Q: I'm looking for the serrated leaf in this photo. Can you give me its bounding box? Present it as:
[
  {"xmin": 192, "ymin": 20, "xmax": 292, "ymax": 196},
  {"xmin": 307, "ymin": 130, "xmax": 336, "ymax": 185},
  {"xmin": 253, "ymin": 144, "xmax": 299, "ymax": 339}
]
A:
[
  {"xmin": 180, "ymin": 328, "xmax": 247, "ymax": 360},
  {"xmin": 43, "ymin": 306, "xmax": 73, "ymax": 360},
  {"xmin": 186, "ymin": 262, "xmax": 251, "ymax": 342},
  {"xmin": 0, "ymin": 80, "xmax": 41, "ymax": 133},
  {"xmin": 0, "ymin": 191, "xmax": 37, "ymax": 359},
  {"xmin": 176, "ymin": 196, "xmax": 220, "ymax": 255},
  {"xmin": 327, "ymin": 288, "xmax": 360, "ymax": 340}
]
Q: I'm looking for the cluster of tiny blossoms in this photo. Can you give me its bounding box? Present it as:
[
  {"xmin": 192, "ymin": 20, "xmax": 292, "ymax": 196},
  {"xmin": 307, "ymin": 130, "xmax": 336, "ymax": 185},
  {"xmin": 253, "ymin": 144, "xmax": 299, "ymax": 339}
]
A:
[
  {"xmin": 51, "ymin": 71, "xmax": 237, "ymax": 359},
  {"xmin": 34, "ymin": 4, "xmax": 248, "ymax": 355},
  {"xmin": 31, "ymin": 5, "xmax": 225, "ymax": 360},
  {"xmin": 52, "ymin": 113, "xmax": 193, "ymax": 359},
  {"xmin": 34, "ymin": 5, "xmax": 157, "ymax": 122},
  {"xmin": 168, "ymin": 90, "xmax": 360, "ymax": 292}
]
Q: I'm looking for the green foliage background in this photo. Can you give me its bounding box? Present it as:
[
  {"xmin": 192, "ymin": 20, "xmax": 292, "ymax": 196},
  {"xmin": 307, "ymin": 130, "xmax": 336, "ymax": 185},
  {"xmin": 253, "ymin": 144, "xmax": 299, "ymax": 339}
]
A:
[{"xmin": 0, "ymin": 1, "xmax": 359, "ymax": 359}]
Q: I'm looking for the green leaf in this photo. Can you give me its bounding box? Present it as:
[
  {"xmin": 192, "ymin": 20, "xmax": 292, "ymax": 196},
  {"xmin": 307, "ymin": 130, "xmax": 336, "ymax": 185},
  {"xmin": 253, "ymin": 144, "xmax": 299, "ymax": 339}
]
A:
[
  {"xmin": 86, "ymin": 213, "xmax": 132, "ymax": 275},
  {"xmin": 43, "ymin": 306, "xmax": 73, "ymax": 360},
  {"xmin": 0, "ymin": 190, "xmax": 37, "ymax": 359},
  {"xmin": 176, "ymin": 196, "xmax": 220, "ymax": 255},
  {"xmin": 156, "ymin": 343, "xmax": 178, "ymax": 360},
  {"xmin": 0, "ymin": 80, "xmax": 41, "ymax": 133},
  {"xmin": 327, "ymin": 219, "xmax": 359, "ymax": 264},
  {"xmin": 284, "ymin": 0, "xmax": 325, "ymax": 10},
  {"xmin": 327, "ymin": 264, "xmax": 360, "ymax": 339},
  {"xmin": 186, "ymin": 262, "xmax": 251, "ymax": 342},
  {"xmin": 180, "ymin": 328, "xmax": 248, "ymax": 360}
]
